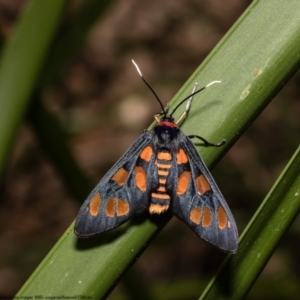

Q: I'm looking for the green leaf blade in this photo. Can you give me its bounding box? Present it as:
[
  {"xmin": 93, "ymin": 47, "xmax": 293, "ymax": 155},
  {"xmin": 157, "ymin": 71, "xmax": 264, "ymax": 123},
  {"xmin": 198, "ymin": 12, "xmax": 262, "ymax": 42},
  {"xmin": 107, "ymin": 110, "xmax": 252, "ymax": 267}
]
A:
[
  {"xmin": 0, "ymin": 0, "xmax": 67, "ymax": 177},
  {"xmin": 200, "ymin": 146, "xmax": 300, "ymax": 300}
]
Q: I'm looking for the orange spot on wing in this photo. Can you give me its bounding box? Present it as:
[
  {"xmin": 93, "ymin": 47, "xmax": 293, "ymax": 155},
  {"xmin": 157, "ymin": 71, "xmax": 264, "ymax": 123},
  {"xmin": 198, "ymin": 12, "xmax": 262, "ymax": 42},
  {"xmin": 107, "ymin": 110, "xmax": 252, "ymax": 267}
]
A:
[
  {"xmin": 176, "ymin": 171, "xmax": 191, "ymax": 195},
  {"xmin": 228, "ymin": 220, "xmax": 231, "ymax": 228},
  {"xmin": 151, "ymin": 192, "xmax": 170, "ymax": 200},
  {"xmin": 149, "ymin": 203, "xmax": 169, "ymax": 214},
  {"xmin": 190, "ymin": 207, "xmax": 202, "ymax": 224},
  {"xmin": 196, "ymin": 175, "xmax": 211, "ymax": 195},
  {"xmin": 202, "ymin": 207, "xmax": 212, "ymax": 227},
  {"xmin": 140, "ymin": 146, "xmax": 153, "ymax": 162},
  {"xmin": 176, "ymin": 149, "xmax": 188, "ymax": 164},
  {"xmin": 106, "ymin": 198, "xmax": 115, "ymax": 217},
  {"xmin": 111, "ymin": 167, "xmax": 128, "ymax": 186},
  {"xmin": 217, "ymin": 206, "xmax": 227, "ymax": 230},
  {"xmin": 89, "ymin": 192, "xmax": 101, "ymax": 216},
  {"xmin": 157, "ymin": 152, "xmax": 172, "ymax": 160},
  {"xmin": 135, "ymin": 166, "xmax": 147, "ymax": 191},
  {"xmin": 117, "ymin": 199, "xmax": 129, "ymax": 216}
]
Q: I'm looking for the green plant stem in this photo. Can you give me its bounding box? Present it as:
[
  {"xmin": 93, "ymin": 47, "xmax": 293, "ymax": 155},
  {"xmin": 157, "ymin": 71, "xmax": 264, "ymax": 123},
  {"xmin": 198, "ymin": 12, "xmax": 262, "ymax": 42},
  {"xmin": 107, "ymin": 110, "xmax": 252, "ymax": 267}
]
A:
[
  {"xmin": 200, "ymin": 146, "xmax": 300, "ymax": 300},
  {"xmin": 0, "ymin": 0, "xmax": 67, "ymax": 179}
]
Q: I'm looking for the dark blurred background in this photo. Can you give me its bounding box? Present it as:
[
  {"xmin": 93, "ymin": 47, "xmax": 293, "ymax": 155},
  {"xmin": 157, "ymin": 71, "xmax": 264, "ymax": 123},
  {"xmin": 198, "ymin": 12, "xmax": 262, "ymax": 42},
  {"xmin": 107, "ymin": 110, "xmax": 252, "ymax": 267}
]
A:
[{"xmin": 0, "ymin": 0, "xmax": 299, "ymax": 298}]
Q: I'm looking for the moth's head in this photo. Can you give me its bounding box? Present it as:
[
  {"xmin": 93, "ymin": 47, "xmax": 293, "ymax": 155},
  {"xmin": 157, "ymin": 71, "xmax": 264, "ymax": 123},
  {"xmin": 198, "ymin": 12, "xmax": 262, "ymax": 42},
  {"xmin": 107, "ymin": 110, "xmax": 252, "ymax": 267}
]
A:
[
  {"xmin": 159, "ymin": 115, "xmax": 176, "ymax": 124},
  {"xmin": 153, "ymin": 116, "xmax": 179, "ymax": 152}
]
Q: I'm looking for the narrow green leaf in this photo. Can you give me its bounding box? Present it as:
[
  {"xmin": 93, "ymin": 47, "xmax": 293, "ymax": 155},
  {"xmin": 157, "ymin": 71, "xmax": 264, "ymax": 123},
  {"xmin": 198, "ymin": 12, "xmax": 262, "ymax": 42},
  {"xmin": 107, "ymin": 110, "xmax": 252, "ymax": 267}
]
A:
[
  {"xmin": 0, "ymin": 0, "xmax": 67, "ymax": 178},
  {"xmin": 39, "ymin": 0, "xmax": 114, "ymax": 87},
  {"xmin": 17, "ymin": 0, "xmax": 300, "ymax": 298},
  {"xmin": 200, "ymin": 146, "xmax": 300, "ymax": 299}
]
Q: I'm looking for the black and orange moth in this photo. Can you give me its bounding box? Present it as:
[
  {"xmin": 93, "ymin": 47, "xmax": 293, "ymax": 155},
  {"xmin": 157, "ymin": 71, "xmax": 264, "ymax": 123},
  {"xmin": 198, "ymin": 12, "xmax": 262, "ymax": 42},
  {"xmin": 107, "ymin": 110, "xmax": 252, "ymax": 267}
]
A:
[{"xmin": 75, "ymin": 60, "xmax": 238, "ymax": 253}]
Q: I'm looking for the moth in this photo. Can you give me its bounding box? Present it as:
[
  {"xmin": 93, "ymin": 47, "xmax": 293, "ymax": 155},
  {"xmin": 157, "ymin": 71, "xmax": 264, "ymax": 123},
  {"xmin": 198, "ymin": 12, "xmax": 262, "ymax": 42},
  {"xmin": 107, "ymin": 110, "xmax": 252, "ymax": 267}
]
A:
[{"xmin": 75, "ymin": 60, "xmax": 238, "ymax": 253}]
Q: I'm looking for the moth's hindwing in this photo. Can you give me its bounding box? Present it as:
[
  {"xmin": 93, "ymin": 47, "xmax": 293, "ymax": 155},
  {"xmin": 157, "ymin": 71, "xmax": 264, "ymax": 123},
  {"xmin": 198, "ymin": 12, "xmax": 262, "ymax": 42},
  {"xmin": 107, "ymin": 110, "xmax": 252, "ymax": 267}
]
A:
[
  {"xmin": 170, "ymin": 132, "xmax": 238, "ymax": 253},
  {"xmin": 75, "ymin": 131, "xmax": 158, "ymax": 237}
]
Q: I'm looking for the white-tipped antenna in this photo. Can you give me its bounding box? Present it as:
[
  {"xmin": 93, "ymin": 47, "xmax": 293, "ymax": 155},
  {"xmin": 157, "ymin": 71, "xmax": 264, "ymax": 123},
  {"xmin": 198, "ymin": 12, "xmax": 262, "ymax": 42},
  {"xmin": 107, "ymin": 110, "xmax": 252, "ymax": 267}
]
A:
[
  {"xmin": 205, "ymin": 80, "xmax": 221, "ymax": 88},
  {"xmin": 131, "ymin": 59, "xmax": 143, "ymax": 77},
  {"xmin": 170, "ymin": 80, "xmax": 222, "ymax": 117},
  {"xmin": 131, "ymin": 59, "xmax": 166, "ymax": 114}
]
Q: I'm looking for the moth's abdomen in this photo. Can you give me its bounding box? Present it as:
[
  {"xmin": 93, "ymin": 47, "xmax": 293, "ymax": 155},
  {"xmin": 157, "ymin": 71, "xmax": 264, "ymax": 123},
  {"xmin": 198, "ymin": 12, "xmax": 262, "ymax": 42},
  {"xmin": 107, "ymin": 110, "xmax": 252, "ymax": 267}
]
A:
[{"xmin": 149, "ymin": 151, "xmax": 172, "ymax": 214}]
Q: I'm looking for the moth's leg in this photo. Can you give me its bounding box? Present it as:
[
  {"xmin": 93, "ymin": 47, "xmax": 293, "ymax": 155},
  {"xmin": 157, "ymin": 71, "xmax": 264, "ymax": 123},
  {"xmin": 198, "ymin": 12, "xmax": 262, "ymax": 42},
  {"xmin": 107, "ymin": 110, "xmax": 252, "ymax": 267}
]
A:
[
  {"xmin": 154, "ymin": 113, "xmax": 162, "ymax": 123},
  {"xmin": 154, "ymin": 102, "xmax": 169, "ymax": 122},
  {"xmin": 175, "ymin": 83, "xmax": 198, "ymax": 125},
  {"xmin": 188, "ymin": 135, "xmax": 226, "ymax": 147}
]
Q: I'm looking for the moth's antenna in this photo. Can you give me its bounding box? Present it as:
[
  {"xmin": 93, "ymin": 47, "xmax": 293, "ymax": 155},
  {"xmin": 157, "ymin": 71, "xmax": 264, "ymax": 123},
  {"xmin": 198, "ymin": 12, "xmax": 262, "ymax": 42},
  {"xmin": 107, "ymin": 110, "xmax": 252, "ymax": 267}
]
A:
[
  {"xmin": 132, "ymin": 60, "xmax": 166, "ymax": 115},
  {"xmin": 170, "ymin": 80, "xmax": 221, "ymax": 117}
]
